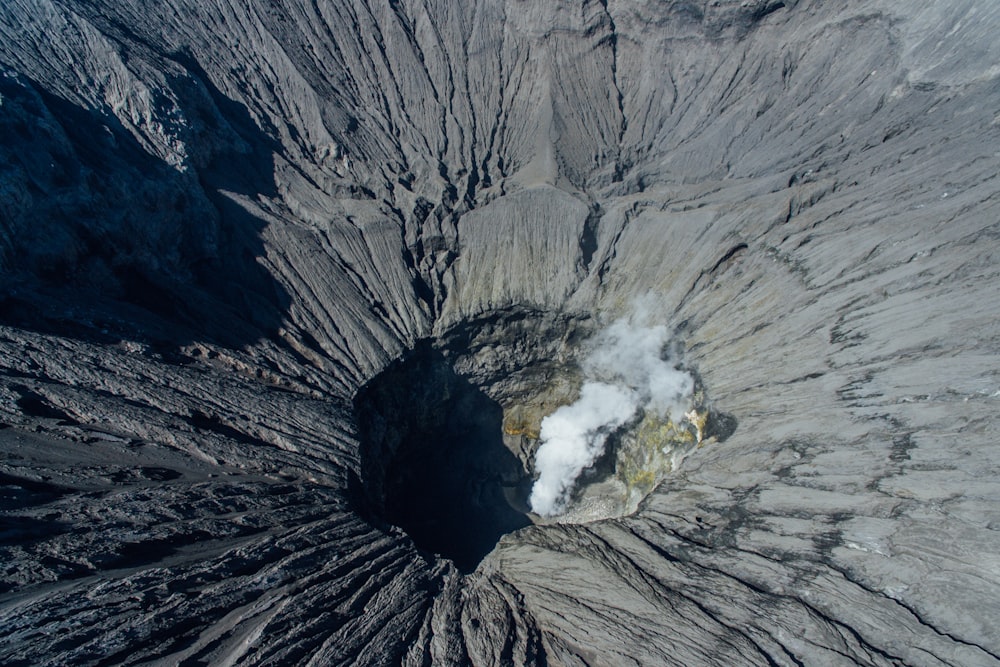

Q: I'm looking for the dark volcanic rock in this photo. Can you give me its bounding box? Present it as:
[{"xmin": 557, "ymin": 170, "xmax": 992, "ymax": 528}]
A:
[{"xmin": 2, "ymin": 0, "xmax": 1000, "ymax": 664}]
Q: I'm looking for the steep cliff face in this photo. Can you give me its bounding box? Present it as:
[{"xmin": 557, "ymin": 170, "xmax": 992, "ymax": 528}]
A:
[{"xmin": 2, "ymin": 0, "xmax": 1000, "ymax": 664}]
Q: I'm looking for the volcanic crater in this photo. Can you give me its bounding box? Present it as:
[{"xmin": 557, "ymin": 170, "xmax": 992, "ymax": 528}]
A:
[{"xmin": 2, "ymin": 0, "xmax": 1000, "ymax": 665}]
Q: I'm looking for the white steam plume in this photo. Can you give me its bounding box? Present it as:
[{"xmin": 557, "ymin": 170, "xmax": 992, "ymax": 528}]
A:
[{"xmin": 528, "ymin": 318, "xmax": 694, "ymax": 517}]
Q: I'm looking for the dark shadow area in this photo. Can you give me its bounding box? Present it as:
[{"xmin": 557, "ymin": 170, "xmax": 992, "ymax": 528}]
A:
[
  {"xmin": 0, "ymin": 56, "xmax": 290, "ymax": 349},
  {"xmin": 353, "ymin": 342, "xmax": 532, "ymax": 573},
  {"xmin": 577, "ymin": 419, "xmax": 635, "ymax": 490},
  {"xmin": 0, "ymin": 472, "xmax": 69, "ymax": 512},
  {"xmin": 0, "ymin": 515, "xmax": 71, "ymax": 550},
  {"xmin": 12, "ymin": 386, "xmax": 76, "ymax": 423},
  {"xmin": 705, "ymin": 411, "xmax": 738, "ymax": 442}
]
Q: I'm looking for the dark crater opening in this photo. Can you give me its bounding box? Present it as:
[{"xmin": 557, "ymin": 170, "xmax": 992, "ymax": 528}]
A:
[{"xmin": 353, "ymin": 342, "xmax": 532, "ymax": 573}]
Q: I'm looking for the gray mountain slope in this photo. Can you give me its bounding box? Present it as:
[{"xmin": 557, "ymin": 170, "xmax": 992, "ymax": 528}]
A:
[{"xmin": 1, "ymin": 0, "xmax": 1000, "ymax": 664}]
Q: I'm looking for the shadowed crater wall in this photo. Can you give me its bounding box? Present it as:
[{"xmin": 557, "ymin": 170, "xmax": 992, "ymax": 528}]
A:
[{"xmin": 354, "ymin": 342, "xmax": 532, "ymax": 573}]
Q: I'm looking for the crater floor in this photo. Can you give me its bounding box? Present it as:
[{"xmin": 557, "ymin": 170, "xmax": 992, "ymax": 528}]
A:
[{"xmin": 2, "ymin": 0, "xmax": 1000, "ymax": 665}]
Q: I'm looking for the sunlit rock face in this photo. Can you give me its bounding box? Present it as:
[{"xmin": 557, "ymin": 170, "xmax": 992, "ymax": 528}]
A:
[{"xmin": 2, "ymin": 0, "xmax": 1000, "ymax": 664}]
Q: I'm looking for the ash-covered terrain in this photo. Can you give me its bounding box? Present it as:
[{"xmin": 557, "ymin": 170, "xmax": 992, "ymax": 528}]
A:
[{"xmin": 2, "ymin": 0, "xmax": 1000, "ymax": 664}]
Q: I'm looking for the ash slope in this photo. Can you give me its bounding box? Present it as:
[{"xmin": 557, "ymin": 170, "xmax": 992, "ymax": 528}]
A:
[{"xmin": 2, "ymin": 0, "xmax": 1000, "ymax": 665}]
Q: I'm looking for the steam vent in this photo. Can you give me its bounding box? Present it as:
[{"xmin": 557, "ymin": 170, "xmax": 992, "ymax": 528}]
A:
[{"xmin": 3, "ymin": 0, "xmax": 1000, "ymax": 664}]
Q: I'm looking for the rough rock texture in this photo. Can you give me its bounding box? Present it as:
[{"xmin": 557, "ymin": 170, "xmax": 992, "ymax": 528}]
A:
[{"xmin": 2, "ymin": 0, "xmax": 1000, "ymax": 664}]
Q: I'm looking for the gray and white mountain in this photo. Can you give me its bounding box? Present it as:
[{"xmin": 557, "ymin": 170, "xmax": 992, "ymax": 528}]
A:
[{"xmin": 1, "ymin": 0, "xmax": 999, "ymax": 664}]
